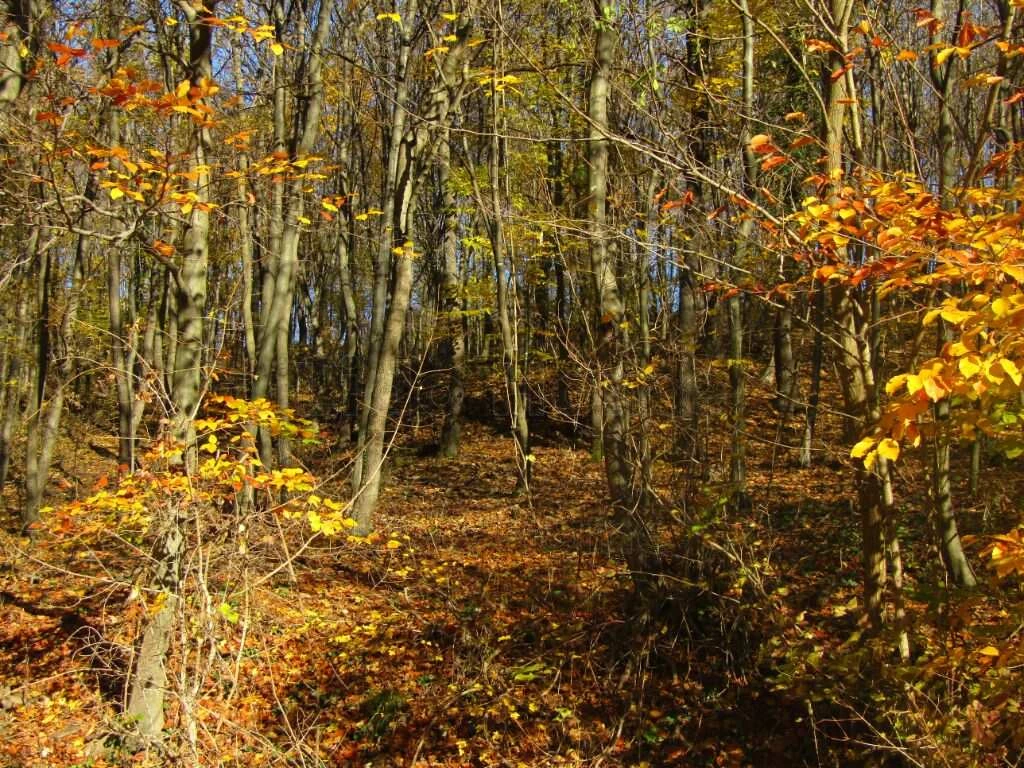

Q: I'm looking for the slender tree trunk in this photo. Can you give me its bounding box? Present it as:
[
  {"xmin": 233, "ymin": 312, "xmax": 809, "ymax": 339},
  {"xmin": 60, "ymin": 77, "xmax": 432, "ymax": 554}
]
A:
[
  {"xmin": 232, "ymin": 11, "xmax": 257, "ymax": 387},
  {"xmin": 588, "ymin": 0, "xmax": 657, "ymax": 593},
  {"xmin": 0, "ymin": 0, "xmax": 34, "ymax": 106},
  {"xmin": 352, "ymin": 198, "xmax": 417, "ymax": 533},
  {"xmin": 24, "ymin": 220, "xmax": 76, "ymax": 532},
  {"xmin": 438, "ymin": 133, "xmax": 466, "ymax": 458},
  {"xmin": 727, "ymin": 0, "xmax": 759, "ymax": 508},
  {"xmin": 822, "ymin": 0, "xmax": 888, "ymax": 632},
  {"xmin": 352, "ymin": 5, "xmax": 474, "ymax": 531},
  {"xmin": 126, "ymin": 0, "xmax": 215, "ymax": 743},
  {"xmin": 482, "ymin": 47, "xmax": 530, "ymax": 490},
  {"xmin": 353, "ymin": 0, "xmax": 416, "ymax": 489},
  {"xmin": 676, "ymin": 246, "xmax": 700, "ymax": 460},
  {"xmin": 799, "ymin": 284, "xmax": 824, "ymax": 468},
  {"xmin": 251, "ymin": 0, "xmax": 335, "ymax": 468},
  {"xmin": 928, "ymin": 0, "xmax": 976, "ymax": 589},
  {"xmin": 774, "ymin": 298, "xmax": 795, "ymax": 416},
  {"xmin": 0, "ymin": 286, "xmax": 28, "ymax": 490}
]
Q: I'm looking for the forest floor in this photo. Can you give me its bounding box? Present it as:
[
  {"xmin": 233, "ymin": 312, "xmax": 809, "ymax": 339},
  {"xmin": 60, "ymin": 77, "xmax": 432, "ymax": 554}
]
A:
[{"xmin": 0, "ymin": 377, "xmax": 1021, "ymax": 767}]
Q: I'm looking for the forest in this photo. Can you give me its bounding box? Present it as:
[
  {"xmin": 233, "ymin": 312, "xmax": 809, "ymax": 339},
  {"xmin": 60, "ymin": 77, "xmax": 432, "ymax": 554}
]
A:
[{"xmin": 1, "ymin": 0, "xmax": 1023, "ymax": 765}]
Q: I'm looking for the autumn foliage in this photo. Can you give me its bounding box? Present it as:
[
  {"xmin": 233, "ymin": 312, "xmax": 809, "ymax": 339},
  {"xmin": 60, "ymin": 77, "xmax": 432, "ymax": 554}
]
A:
[{"xmin": 2, "ymin": 0, "xmax": 1024, "ymax": 766}]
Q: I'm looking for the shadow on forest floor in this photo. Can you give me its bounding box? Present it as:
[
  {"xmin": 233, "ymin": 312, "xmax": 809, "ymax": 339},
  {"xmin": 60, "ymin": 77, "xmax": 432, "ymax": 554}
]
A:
[{"xmin": 1, "ymin": 396, "xmax": 1020, "ymax": 766}]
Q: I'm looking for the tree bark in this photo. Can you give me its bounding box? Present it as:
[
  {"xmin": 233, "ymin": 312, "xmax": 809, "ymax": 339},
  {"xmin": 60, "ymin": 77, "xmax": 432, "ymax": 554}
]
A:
[
  {"xmin": 438, "ymin": 133, "xmax": 466, "ymax": 458},
  {"xmin": 928, "ymin": 0, "xmax": 976, "ymax": 589},
  {"xmin": 352, "ymin": 5, "xmax": 475, "ymax": 532},
  {"xmin": 588, "ymin": 0, "xmax": 657, "ymax": 593},
  {"xmin": 126, "ymin": 0, "xmax": 216, "ymax": 743}
]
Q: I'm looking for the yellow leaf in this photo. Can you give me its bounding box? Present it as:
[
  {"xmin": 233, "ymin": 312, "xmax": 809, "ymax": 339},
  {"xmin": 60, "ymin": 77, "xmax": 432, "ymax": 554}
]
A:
[
  {"xmin": 355, "ymin": 213, "xmax": 368, "ymax": 221},
  {"xmin": 851, "ymin": 436, "xmax": 876, "ymax": 459},
  {"xmin": 376, "ymin": 12, "xmax": 401, "ymax": 22},
  {"xmin": 297, "ymin": 216, "xmax": 311, "ymax": 225},
  {"xmin": 978, "ymin": 645, "xmax": 1000, "ymax": 657},
  {"xmin": 307, "ymin": 509, "xmax": 322, "ymax": 532},
  {"xmin": 1003, "ymin": 264, "xmax": 1024, "ymax": 282},
  {"xmin": 895, "ymin": 49, "xmax": 918, "ymax": 61},
  {"xmin": 386, "ymin": 539, "xmax": 401, "ymax": 550},
  {"xmin": 940, "ymin": 307, "xmax": 971, "ymax": 324},
  {"xmin": 935, "ymin": 47, "xmax": 956, "ymax": 65},
  {"xmin": 165, "ymin": 16, "xmax": 178, "ymax": 26},
  {"xmin": 947, "ymin": 341, "xmax": 969, "ymax": 357},
  {"xmin": 864, "ymin": 450, "xmax": 877, "ymax": 471},
  {"xmin": 877, "ymin": 438, "xmax": 900, "ymax": 462},
  {"xmin": 1000, "ymin": 358, "xmax": 1022, "ymax": 386},
  {"xmin": 959, "ymin": 356, "xmax": 981, "ymax": 379},
  {"xmin": 922, "ymin": 375, "xmax": 946, "ymax": 401},
  {"xmin": 109, "ymin": 187, "xmax": 124, "ymax": 200},
  {"xmin": 441, "ymin": 12, "xmax": 458, "ymax": 20},
  {"xmin": 885, "ymin": 374, "xmax": 908, "ymax": 395},
  {"xmin": 270, "ymin": 42, "xmax": 283, "ymax": 56}
]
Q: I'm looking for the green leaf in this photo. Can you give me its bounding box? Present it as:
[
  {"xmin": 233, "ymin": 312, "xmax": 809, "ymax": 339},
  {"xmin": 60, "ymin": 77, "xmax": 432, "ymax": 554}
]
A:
[{"xmin": 218, "ymin": 602, "xmax": 240, "ymax": 624}]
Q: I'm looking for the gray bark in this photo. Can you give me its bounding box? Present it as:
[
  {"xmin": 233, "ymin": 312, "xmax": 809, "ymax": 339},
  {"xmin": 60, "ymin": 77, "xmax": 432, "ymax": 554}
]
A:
[
  {"xmin": 352, "ymin": 5, "xmax": 476, "ymax": 532},
  {"xmin": 438, "ymin": 133, "xmax": 466, "ymax": 458},
  {"xmin": 928, "ymin": 0, "xmax": 976, "ymax": 589},
  {"xmin": 251, "ymin": 0, "xmax": 336, "ymax": 468},
  {"xmin": 588, "ymin": 0, "xmax": 657, "ymax": 592},
  {"xmin": 126, "ymin": 0, "xmax": 216, "ymax": 743}
]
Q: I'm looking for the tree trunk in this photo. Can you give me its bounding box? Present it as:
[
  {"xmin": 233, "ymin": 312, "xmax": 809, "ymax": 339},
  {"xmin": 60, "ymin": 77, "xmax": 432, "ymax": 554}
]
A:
[
  {"xmin": 588, "ymin": 0, "xmax": 657, "ymax": 594},
  {"xmin": 126, "ymin": 0, "xmax": 216, "ymax": 743},
  {"xmin": 727, "ymin": 0, "xmax": 758, "ymax": 508},
  {"xmin": 799, "ymin": 284, "xmax": 824, "ymax": 468},
  {"xmin": 251, "ymin": 0, "xmax": 335, "ymax": 468},
  {"xmin": 481, "ymin": 46, "xmax": 531, "ymax": 490},
  {"xmin": 928, "ymin": 0, "xmax": 976, "ymax": 589},
  {"xmin": 774, "ymin": 299, "xmax": 795, "ymax": 417},
  {"xmin": 352, "ymin": 5, "xmax": 475, "ymax": 531},
  {"xmin": 352, "ymin": 198, "xmax": 417, "ymax": 533},
  {"xmin": 438, "ymin": 133, "xmax": 466, "ymax": 458}
]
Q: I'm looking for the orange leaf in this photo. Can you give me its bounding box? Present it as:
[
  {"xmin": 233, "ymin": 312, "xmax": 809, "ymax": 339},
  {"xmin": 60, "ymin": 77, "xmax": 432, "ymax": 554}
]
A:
[
  {"xmin": 805, "ymin": 38, "xmax": 836, "ymax": 54},
  {"xmin": 153, "ymin": 240, "xmax": 176, "ymax": 257},
  {"xmin": 760, "ymin": 155, "xmax": 788, "ymax": 171},
  {"xmin": 830, "ymin": 63, "xmax": 852, "ymax": 82}
]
